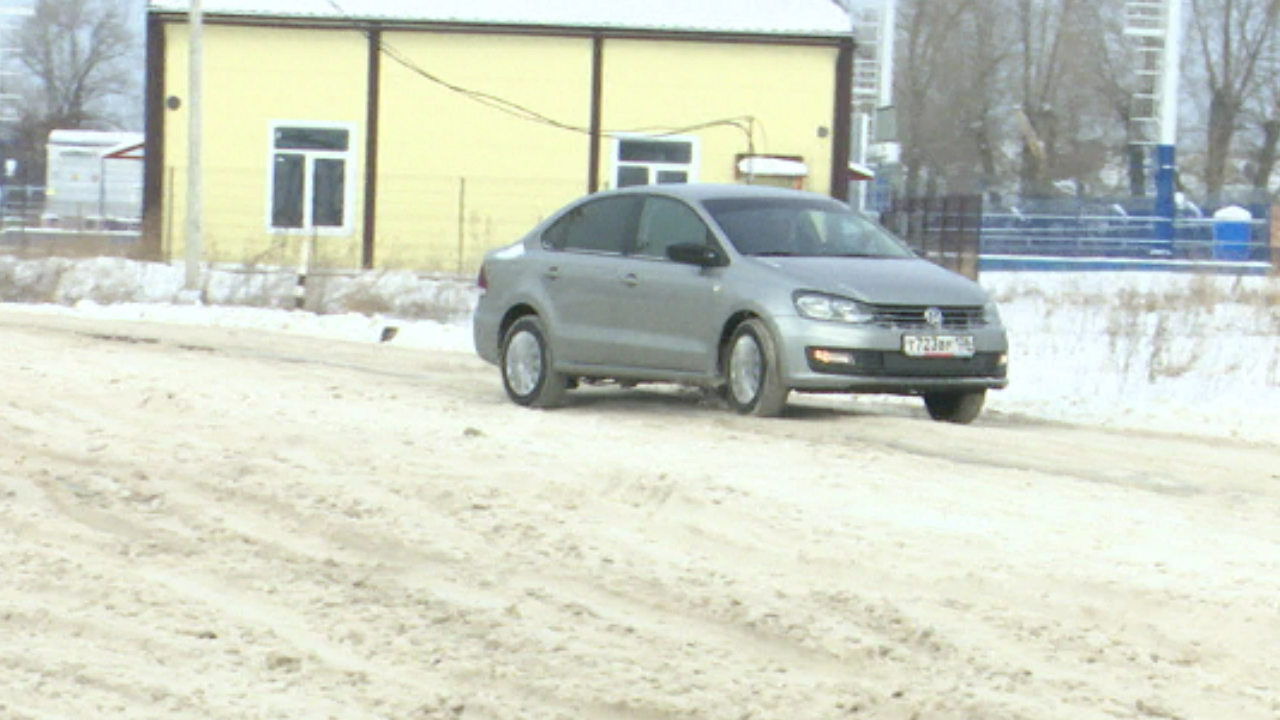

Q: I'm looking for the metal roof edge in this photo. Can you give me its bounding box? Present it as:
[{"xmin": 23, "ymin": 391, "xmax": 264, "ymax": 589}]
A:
[
  {"xmin": 146, "ymin": 2, "xmax": 853, "ymax": 40},
  {"xmin": 147, "ymin": 11, "xmax": 852, "ymax": 44}
]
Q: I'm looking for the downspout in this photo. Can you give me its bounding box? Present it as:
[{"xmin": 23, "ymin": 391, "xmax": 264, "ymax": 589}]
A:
[
  {"xmin": 588, "ymin": 33, "xmax": 604, "ymax": 193},
  {"xmin": 363, "ymin": 25, "xmax": 382, "ymax": 269},
  {"xmin": 830, "ymin": 35, "xmax": 855, "ymax": 202}
]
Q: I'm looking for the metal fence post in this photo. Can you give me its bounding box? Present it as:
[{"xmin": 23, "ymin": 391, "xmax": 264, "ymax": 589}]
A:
[
  {"xmin": 294, "ymin": 234, "xmax": 313, "ymax": 310},
  {"xmin": 1271, "ymin": 206, "xmax": 1279, "ymax": 275}
]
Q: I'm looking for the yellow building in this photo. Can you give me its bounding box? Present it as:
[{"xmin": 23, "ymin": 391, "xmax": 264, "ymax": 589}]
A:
[{"xmin": 144, "ymin": 0, "xmax": 856, "ymax": 273}]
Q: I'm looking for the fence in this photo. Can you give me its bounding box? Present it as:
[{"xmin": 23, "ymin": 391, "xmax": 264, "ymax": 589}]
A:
[
  {"xmin": 1, "ymin": 172, "xmax": 585, "ymax": 274},
  {"xmin": 1, "ymin": 184, "xmax": 144, "ymax": 260},
  {"xmin": 878, "ymin": 193, "xmax": 1275, "ymax": 274},
  {"xmin": 981, "ymin": 200, "xmax": 1273, "ymax": 262},
  {"xmin": 4, "ymin": 174, "xmax": 1276, "ymax": 276},
  {"xmin": 879, "ymin": 194, "xmax": 982, "ymax": 279}
]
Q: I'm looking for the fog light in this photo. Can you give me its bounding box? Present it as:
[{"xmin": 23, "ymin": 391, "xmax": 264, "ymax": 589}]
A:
[{"xmin": 810, "ymin": 348, "xmax": 856, "ymax": 366}]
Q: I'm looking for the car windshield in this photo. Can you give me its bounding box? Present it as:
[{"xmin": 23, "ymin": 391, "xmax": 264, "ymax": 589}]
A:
[{"xmin": 702, "ymin": 197, "xmax": 915, "ymax": 259}]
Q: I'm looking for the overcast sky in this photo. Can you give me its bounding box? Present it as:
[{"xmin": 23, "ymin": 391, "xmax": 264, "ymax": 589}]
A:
[{"xmin": 94, "ymin": 0, "xmax": 148, "ymax": 128}]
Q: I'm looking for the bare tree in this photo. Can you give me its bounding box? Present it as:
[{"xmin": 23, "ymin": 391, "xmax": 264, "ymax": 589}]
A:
[
  {"xmin": 1250, "ymin": 99, "xmax": 1280, "ymax": 199},
  {"xmin": 1243, "ymin": 33, "xmax": 1280, "ymax": 199},
  {"xmin": 7, "ymin": 0, "xmax": 136, "ymax": 183},
  {"xmin": 898, "ymin": 0, "xmax": 1021, "ymax": 199},
  {"xmin": 894, "ymin": 0, "xmax": 1119, "ymax": 200},
  {"xmin": 1188, "ymin": 0, "xmax": 1280, "ymax": 200},
  {"xmin": 1011, "ymin": 0, "xmax": 1093, "ymax": 195},
  {"xmin": 886, "ymin": 0, "xmax": 1276, "ymax": 203},
  {"xmin": 890, "ymin": 0, "xmax": 967, "ymax": 194},
  {"xmin": 954, "ymin": 0, "xmax": 1016, "ymax": 197}
]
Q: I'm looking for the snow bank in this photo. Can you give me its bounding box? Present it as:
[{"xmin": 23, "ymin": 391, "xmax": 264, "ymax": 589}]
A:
[
  {"xmin": 983, "ymin": 271, "xmax": 1280, "ymax": 442},
  {"xmin": 0, "ymin": 255, "xmax": 479, "ymax": 318}
]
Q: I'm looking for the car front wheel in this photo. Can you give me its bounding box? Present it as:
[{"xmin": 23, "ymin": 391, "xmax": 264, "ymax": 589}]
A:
[
  {"xmin": 923, "ymin": 390, "xmax": 986, "ymax": 424},
  {"xmin": 724, "ymin": 319, "xmax": 789, "ymax": 417},
  {"xmin": 501, "ymin": 316, "xmax": 567, "ymax": 408}
]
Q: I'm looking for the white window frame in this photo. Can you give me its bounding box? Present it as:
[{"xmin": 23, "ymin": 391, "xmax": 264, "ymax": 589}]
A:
[
  {"xmin": 610, "ymin": 134, "xmax": 699, "ymax": 189},
  {"xmin": 265, "ymin": 120, "xmax": 357, "ymax": 236}
]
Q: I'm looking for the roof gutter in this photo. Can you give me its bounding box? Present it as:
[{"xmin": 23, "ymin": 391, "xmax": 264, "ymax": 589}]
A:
[{"xmin": 145, "ymin": 12, "xmax": 852, "ymax": 47}]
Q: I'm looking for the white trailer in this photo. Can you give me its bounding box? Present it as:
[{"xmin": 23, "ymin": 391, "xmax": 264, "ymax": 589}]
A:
[{"xmin": 44, "ymin": 129, "xmax": 144, "ymax": 228}]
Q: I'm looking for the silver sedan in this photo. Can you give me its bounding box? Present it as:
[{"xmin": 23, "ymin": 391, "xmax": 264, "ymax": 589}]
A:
[{"xmin": 473, "ymin": 184, "xmax": 1008, "ymax": 423}]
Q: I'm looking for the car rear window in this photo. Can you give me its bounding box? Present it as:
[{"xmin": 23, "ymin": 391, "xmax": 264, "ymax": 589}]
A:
[{"xmin": 542, "ymin": 196, "xmax": 639, "ymax": 254}]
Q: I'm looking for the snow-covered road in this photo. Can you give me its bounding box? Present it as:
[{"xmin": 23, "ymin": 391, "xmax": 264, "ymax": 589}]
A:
[{"xmin": 3, "ymin": 308, "xmax": 1277, "ymax": 720}]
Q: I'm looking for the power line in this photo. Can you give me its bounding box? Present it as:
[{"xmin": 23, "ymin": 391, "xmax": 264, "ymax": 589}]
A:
[{"xmin": 320, "ymin": 0, "xmax": 758, "ymax": 154}]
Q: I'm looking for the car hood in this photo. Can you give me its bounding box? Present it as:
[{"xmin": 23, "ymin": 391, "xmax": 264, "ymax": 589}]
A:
[{"xmin": 752, "ymin": 256, "xmax": 989, "ymax": 306}]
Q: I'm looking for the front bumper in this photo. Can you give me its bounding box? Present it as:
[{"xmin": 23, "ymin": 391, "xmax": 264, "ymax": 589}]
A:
[{"xmin": 769, "ymin": 314, "xmax": 1009, "ymax": 394}]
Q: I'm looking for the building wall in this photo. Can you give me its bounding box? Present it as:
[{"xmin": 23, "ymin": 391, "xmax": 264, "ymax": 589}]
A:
[
  {"xmin": 155, "ymin": 20, "xmax": 842, "ymax": 273},
  {"xmin": 598, "ymin": 40, "xmax": 837, "ymax": 194},
  {"xmin": 161, "ymin": 23, "xmax": 368, "ymax": 268},
  {"xmin": 374, "ymin": 31, "xmax": 593, "ymax": 271}
]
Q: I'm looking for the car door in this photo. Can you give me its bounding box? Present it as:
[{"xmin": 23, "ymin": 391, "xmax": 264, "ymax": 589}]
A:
[
  {"xmin": 611, "ymin": 196, "xmax": 724, "ymax": 373},
  {"xmin": 538, "ymin": 195, "xmax": 641, "ymax": 367}
]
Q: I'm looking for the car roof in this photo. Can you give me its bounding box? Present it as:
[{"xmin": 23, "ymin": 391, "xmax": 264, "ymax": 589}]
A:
[{"xmin": 603, "ymin": 183, "xmax": 845, "ymax": 205}]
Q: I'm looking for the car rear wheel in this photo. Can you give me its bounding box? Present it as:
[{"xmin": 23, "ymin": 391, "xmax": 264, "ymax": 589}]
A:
[
  {"xmin": 501, "ymin": 316, "xmax": 567, "ymax": 408},
  {"xmin": 923, "ymin": 390, "xmax": 986, "ymax": 424},
  {"xmin": 724, "ymin": 319, "xmax": 789, "ymax": 417}
]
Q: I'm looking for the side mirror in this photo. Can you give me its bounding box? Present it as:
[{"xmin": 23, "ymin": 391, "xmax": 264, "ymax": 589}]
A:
[{"xmin": 667, "ymin": 242, "xmax": 727, "ymax": 268}]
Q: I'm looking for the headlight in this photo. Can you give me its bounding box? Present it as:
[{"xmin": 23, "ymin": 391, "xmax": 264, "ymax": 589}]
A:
[
  {"xmin": 982, "ymin": 300, "xmax": 1003, "ymax": 326},
  {"xmin": 794, "ymin": 292, "xmax": 874, "ymax": 323}
]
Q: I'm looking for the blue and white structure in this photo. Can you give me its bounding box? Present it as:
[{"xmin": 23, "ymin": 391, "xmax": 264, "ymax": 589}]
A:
[{"xmin": 1124, "ymin": 0, "xmax": 1182, "ymax": 253}]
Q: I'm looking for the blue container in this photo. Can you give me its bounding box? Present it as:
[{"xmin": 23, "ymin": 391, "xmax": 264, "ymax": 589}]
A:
[{"xmin": 1212, "ymin": 206, "xmax": 1253, "ymax": 261}]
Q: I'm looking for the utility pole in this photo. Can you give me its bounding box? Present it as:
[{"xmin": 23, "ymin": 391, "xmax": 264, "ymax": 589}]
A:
[
  {"xmin": 184, "ymin": 0, "xmax": 203, "ymax": 290},
  {"xmin": 1153, "ymin": 0, "xmax": 1182, "ymax": 255}
]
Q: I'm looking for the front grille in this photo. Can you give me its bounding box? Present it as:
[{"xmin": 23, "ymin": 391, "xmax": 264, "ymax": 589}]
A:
[{"xmin": 867, "ymin": 304, "xmax": 986, "ymax": 330}]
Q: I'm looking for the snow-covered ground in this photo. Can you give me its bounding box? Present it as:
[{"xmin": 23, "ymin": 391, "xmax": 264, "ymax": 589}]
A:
[
  {"xmin": 984, "ymin": 271, "xmax": 1280, "ymax": 443},
  {"xmin": 4, "ymin": 254, "xmax": 1279, "ymax": 720},
  {"xmin": 2, "ymin": 254, "xmax": 1277, "ymax": 443}
]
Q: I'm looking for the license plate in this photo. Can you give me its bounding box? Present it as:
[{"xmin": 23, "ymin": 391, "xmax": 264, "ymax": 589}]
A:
[{"xmin": 902, "ymin": 334, "xmax": 976, "ymax": 358}]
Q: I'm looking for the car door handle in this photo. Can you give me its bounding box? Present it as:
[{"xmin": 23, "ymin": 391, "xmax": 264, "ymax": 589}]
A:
[
  {"xmin": 544, "ymin": 266, "xmax": 561, "ymax": 281},
  {"xmin": 621, "ymin": 273, "xmax": 640, "ymax": 287}
]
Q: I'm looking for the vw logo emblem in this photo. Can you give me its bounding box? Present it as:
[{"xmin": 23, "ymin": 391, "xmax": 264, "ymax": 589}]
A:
[{"xmin": 924, "ymin": 307, "xmax": 945, "ymax": 328}]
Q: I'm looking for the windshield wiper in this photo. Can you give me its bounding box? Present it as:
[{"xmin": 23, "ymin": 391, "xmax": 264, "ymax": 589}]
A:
[{"xmin": 750, "ymin": 250, "xmax": 796, "ymax": 257}]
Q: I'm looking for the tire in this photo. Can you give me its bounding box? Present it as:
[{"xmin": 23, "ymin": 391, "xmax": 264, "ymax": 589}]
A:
[
  {"xmin": 500, "ymin": 316, "xmax": 567, "ymax": 408},
  {"xmin": 923, "ymin": 390, "xmax": 986, "ymax": 424},
  {"xmin": 723, "ymin": 318, "xmax": 789, "ymax": 417}
]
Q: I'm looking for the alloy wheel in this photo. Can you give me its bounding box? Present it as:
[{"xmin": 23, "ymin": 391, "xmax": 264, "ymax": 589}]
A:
[
  {"xmin": 504, "ymin": 329, "xmax": 542, "ymax": 397},
  {"xmin": 729, "ymin": 333, "xmax": 763, "ymax": 405}
]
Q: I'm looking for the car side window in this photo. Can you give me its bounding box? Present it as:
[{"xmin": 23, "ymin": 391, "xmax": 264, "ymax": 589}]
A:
[
  {"xmin": 542, "ymin": 196, "xmax": 638, "ymax": 254},
  {"xmin": 633, "ymin": 197, "xmax": 712, "ymax": 259}
]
